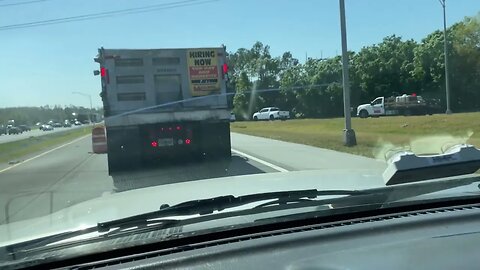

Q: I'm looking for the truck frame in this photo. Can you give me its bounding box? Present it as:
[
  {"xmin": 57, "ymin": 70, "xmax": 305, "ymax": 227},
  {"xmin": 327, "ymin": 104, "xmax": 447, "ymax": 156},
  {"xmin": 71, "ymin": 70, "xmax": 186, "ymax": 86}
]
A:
[{"xmin": 94, "ymin": 47, "xmax": 232, "ymax": 174}]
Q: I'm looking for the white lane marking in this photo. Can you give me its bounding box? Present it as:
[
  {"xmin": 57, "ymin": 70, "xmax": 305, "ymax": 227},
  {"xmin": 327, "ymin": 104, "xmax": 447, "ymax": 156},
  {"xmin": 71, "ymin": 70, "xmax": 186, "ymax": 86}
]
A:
[
  {"xmin": 0, "ymin": 134, "xmax": 91, "ymax": 174},
  {"xmin": 231, "ymin": 148, "xmax": 289, "ymax": 172}
]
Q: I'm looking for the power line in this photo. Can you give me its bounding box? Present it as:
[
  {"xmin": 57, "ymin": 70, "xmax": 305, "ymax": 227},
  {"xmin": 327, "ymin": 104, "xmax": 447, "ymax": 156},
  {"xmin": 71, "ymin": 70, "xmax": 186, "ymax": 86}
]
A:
[
  {"xmin": 0, "ymin": 0, "xmax": 50, "ymax": 7},
  {"xmin": 0, "ymin": 0, "xmax": 218, "ymax": 31}
]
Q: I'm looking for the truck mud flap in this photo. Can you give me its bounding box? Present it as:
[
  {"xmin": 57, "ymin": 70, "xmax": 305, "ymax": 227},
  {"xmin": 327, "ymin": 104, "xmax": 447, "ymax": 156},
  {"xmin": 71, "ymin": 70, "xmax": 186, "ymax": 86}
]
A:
[
  {"xmin": 199, "ymin": 122, "xmax": 231, "ymax": 161},
  {"xmin": 106, "ymin": 127, "xmax": 142, "ymax": 174}
]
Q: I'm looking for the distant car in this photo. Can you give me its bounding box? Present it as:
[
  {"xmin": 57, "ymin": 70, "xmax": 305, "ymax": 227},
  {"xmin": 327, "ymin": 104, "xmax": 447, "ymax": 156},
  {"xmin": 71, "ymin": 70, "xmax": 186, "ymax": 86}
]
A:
[
  {"xmin": 40, "ymin": 124, "xmax": 54, "ymax": 131},
  {"xmin": 74, "ymin": 121, "xmax": 82, "ymax": 126},
  {"xmin": 63, "ymin": 121, "xmax": 72, "ymax": 127},
  {"xmin": 82, "ymin": 120, "xmax": 91, "ymax": 124},
  {"xmin": 52, "ymin": 122, "xmax": 62, "ymax": 128},
  {"xmin": 18, "ymin": 125, "xmax": 31, "ymax": 132},
  {"xmin": 252, "ymin": 107, "xmax": 290, "ymax": 121},
  {"xmin": 8, "ymin": 127, "xmax": 23, "ymax": 135},
  {"xmin": 0, "ymin": 125, "xmax": 7, "ymax": 135},
  {"xmin": 230, "ymin": 112, "xmax": 236, "ymax": 122}
]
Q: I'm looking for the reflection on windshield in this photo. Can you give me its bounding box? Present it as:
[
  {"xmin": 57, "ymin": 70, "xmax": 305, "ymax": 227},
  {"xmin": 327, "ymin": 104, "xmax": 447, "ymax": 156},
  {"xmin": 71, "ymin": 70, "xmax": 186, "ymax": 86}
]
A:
[{"xmin": 1, "ymin": 2, "xmax": 480, "ymax": 266}]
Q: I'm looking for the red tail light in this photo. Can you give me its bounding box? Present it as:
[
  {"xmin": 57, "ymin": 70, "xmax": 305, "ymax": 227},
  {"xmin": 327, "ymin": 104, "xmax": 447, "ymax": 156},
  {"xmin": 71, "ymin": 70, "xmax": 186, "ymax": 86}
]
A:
[
  {"xmin": 185, "ymin": 139, "xmax": 191, "ymax": 145},
  {"xmin": 151, "ymin": 141, "xmax": 158, "ymax": 147},
  {"xmin": 100, "ymin": 67, "xmax": 109, "ymax": 83},
  {"xmin": 100, "ymin": 67, "xmax": 106, "ymax": 77}
]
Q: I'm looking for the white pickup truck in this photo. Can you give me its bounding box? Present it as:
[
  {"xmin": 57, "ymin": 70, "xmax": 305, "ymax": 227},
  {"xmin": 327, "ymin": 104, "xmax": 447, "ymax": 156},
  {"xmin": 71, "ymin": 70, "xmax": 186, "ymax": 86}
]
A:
[
  {"xmin": 252, "ymin": 107, "xmax": 290, "ymax": 121},
  {"xmin": 357, "ymin": 94, "xmax": 435, "ymax": 118}
]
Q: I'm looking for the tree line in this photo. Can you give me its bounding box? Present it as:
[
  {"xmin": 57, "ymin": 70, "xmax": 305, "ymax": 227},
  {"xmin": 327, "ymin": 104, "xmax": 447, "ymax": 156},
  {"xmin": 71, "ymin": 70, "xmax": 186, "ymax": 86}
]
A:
[{"xmin": 227, "ymin": 13, "xmax": 480, "ymax": 119}]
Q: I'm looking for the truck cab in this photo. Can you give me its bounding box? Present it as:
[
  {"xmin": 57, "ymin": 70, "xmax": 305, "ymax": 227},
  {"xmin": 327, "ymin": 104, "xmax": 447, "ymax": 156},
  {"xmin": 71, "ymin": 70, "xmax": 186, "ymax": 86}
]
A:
[{"xmin": 357, "ymin": 97, "xmax": 385, "ymax": 118}]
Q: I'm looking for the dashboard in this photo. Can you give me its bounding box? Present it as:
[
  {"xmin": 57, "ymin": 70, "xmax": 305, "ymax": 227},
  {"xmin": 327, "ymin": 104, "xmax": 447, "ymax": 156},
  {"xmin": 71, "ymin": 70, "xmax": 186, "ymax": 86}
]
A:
[{"xmin": 72, "ymin": 201, "xmax": 480, "ymax": 270}]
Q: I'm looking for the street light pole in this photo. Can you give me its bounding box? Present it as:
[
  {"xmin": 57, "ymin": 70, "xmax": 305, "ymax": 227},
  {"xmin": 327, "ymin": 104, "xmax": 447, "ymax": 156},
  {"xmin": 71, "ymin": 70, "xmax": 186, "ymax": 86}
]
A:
[
  {"xmin": 339, "ymin": 0, "xmax": 356, "ymax": 146},
  {"xmin": 439, "ymin": 0, "xmax": 452, "ymax": 114},
  {"xmin": 72, "ymin": 91, "xmax": 93, "ymax": 124}
]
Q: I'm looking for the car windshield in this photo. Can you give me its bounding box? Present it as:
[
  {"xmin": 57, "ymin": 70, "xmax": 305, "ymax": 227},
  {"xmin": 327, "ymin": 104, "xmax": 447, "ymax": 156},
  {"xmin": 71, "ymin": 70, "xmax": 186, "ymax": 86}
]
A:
[{"xmin": 1, "ymin": 0, "xmax": 480, "ymax": 266}]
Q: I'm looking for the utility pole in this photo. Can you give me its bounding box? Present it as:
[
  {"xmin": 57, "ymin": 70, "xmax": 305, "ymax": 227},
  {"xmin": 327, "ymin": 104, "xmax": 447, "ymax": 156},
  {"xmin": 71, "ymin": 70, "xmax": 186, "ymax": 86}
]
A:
[
  {"xmin": 339, "ymin": 0, "xmax": 356, "ymax": 146},
  {"xmin": 439, "ymin": 0, "xmax": 452, "ymax": 114}
]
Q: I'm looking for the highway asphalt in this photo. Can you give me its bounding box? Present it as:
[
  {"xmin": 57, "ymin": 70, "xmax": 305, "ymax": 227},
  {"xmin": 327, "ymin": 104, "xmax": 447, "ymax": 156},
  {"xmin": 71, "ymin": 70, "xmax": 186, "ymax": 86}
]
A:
[
  {"xmin": 0, "ymin": 132, "xmax": 386, "ymax": 224},
  {"xmin": 0, "ymin": 125, "xmax": 84, "ymax": 144}
]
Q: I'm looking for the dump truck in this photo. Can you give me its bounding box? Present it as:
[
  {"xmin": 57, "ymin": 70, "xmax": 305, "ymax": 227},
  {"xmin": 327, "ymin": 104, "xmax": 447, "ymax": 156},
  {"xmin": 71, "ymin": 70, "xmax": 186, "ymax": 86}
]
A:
[{"xmin": 94, "ymin": 46, "xmax": 232, "ymax": 174}]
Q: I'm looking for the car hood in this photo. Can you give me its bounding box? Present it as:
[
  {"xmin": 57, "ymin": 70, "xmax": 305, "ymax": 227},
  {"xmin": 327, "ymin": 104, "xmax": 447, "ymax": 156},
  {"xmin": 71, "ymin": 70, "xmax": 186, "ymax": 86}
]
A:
[
  {"xmin": 357, "ymin": 103, "xmax": 370, "ymax": 111},
  {"xmin": 0, "ymin": 169, "xmax": 386, "ymax": 247}
]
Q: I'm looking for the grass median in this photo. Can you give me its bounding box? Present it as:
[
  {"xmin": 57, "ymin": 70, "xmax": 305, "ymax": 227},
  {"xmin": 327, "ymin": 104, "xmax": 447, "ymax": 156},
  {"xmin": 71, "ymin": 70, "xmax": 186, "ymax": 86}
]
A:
[
  {"xmin": 231, "ymin": 112, "xmax": 480, "ymax": 159},
  {"xmin": 0, "ymin": 127, "xmax": 92, "ymax": 164}
]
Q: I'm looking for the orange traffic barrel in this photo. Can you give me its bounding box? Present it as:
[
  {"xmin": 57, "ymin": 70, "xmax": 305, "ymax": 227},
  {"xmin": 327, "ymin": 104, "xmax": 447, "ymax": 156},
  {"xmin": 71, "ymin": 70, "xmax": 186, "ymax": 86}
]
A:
[{"xmin": 92, "ymin": 126, "xmax": 107, "ymax": 153}]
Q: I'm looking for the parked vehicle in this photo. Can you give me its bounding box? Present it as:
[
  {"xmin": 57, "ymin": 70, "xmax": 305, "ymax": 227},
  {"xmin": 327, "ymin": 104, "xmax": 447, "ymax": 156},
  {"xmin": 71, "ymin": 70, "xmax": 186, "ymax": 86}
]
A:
[
  {"xmin": 253, "ymin": 107, "xmax": 290, "ymax": 121},
  {"xmin": 74, "ymin": 121, "xmax": 82, "ymax": 126},
  {"xmin": 230, "ymin": 112, "xmax": 236, "ymax": 122},
  {"xmin": 63, "ymin": 120, "xmax": 72, "ymax": 127}
]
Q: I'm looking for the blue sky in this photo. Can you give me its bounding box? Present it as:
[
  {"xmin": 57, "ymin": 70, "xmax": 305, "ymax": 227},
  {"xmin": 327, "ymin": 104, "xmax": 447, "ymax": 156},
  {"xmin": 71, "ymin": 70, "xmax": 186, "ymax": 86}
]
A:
[{"xmin": 0, "ymin": 0, "xmax": 479, "ymax": 108}]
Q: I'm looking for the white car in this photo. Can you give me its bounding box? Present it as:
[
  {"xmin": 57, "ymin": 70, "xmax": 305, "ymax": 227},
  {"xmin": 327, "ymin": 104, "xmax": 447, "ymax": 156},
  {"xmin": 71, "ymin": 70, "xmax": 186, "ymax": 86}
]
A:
[
  {"xmin": 252, "ymin": 107, "xmax": 290, "ymax": 121},
  {"xmin": 40, "ymin": 124, "xmax": 53, "ymax": 131}
]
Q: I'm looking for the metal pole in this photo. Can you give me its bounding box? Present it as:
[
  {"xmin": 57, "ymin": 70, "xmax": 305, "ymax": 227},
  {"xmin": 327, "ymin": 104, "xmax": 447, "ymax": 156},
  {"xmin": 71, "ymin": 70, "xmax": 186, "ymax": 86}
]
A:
[
  {"xmin": 339, "ymin": 0, "xmax": 356, "ymax": 146},
  {"xmin": 72, "ymin": 91, "xmax": 93, "ymax": 124},
  {"xmin": 440, "ymin": 0, "xmax": 452, "ymax": 114}
]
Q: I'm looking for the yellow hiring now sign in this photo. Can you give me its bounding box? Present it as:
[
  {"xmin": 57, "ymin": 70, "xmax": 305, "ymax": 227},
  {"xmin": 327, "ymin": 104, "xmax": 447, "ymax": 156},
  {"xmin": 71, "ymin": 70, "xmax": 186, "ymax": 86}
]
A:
[{"xmin": 187, "ymin": 49, "xmax": 221, "ymax": 96}]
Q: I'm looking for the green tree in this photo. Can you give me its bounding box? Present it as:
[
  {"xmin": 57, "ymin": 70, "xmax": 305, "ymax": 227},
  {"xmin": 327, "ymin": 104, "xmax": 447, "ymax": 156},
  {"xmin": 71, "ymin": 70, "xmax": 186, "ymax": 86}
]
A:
[
  {"xmin": 355, "ymin": 35, "xmax": 418, "ymax": 103},
  {"xmin": 232, "ymin": 72, "xmax": 253, "ymax": 120}
]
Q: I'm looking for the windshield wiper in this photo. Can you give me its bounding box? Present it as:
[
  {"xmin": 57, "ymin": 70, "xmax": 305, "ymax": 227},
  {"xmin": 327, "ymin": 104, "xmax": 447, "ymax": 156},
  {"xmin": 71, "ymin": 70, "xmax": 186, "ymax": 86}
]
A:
[
  {"xmin": 8, "ymin": 176, "xmax": 480, "ymax": 253},
  {"xmin": 96, "ymin": 189, "xmax": 365, "ymax": 232},
  {"xmin": 95, "ymin": 174, "xmax": 480, "ymax": 232},
  {"xmin": 1, "ymin": 189, "xmax": 364, "ymax": 258}
]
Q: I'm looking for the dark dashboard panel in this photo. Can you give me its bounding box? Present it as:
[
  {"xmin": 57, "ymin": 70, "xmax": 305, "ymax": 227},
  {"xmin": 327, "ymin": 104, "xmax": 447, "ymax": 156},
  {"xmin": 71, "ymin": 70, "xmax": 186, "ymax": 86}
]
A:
[{"xmin": 97, "ymin": 205, "xmax": 480, "ymax": 270}]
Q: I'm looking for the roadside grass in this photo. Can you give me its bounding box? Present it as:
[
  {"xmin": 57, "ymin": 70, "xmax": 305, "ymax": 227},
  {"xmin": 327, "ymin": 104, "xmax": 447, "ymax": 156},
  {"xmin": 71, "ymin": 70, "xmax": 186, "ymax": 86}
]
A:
[
  {"xmin": 231, "ymin": 112, "xmax": 480, "ymax": 159},
  {"xmin": 0, "ymin": 127, "xmax": 92, "ymax": 164}
]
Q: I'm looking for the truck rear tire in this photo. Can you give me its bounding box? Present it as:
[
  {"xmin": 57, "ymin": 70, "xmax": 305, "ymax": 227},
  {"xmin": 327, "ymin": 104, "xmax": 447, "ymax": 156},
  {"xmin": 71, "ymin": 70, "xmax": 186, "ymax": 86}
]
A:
[
  {"xmin": 270, "ymin": 115, "xmax": 275, "ymax": 121},
  {"xmin": 359, "ymin": 110, "xmax": 369, "ymax": 118}
]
